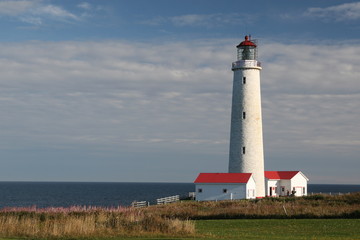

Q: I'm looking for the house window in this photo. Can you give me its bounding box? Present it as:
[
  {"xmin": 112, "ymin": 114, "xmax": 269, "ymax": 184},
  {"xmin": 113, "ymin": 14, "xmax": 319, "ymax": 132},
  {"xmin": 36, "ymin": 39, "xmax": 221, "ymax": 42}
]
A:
[
  {"xmin": 243, "ymin": 77, "xmax": 246, "ymax": 84},
  {"xmin": 303, "ymin": 187, "xmax": 305, "ymax": 194},
  {"xmin": 242, "ymin": 112, "xmax": 246, "ymax": 119},
  {"xmin": 242, "ymin": 147, "xmax": 245, "ymax": 154},
  {"xmin": 281, "ymin": 187, "xmax": 285, "ymax": 192},
  {"xmin": 223, "ymin": 189, "xmax": 228, "ymax": 193},
  {"xmin": 198, "ymin": 188, "xmax": 202, "ymax": 193}
]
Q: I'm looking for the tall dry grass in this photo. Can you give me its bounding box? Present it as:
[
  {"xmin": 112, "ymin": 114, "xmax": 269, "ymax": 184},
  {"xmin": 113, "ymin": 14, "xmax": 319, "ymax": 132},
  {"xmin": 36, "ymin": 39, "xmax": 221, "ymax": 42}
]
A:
[
  {"xmin": 147, "ymin": 192, "xmax": 360, "ymax": 220},
  {"xmin": 0, "ymin": 206, "xmax": 195, "ymax": 238},
  {"xmin": 0, "ymin": 193, "xmax": 358, "ymax": 238}
]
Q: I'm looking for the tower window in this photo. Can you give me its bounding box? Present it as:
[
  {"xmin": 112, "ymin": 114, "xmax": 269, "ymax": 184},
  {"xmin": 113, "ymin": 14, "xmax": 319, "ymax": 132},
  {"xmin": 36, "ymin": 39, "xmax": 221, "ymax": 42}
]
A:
[
  {"xmin": 243, "ymin": 77, "xmax": 246, "ymax": 84},
  {"xmin": 242, "ymin": 112, "xmax": 246, "ymax": 119},
  {"xmin": 242, "ymin": 147, "xmax": 245, "ymax": 154}
]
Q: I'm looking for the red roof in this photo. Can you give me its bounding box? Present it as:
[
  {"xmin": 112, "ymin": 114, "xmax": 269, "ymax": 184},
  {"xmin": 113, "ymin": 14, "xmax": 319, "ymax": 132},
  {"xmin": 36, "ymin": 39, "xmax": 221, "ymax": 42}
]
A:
[
  {"xmin": 194, "ymin": 173, "xmax": 252, "ymax": 183},
  {"xmin": 237, "ymin": 35, "xmax": 257, "ymax": 48},
  {"xmin": 265, "ymin": 171, "xmax": 300, "ymax": 180}
]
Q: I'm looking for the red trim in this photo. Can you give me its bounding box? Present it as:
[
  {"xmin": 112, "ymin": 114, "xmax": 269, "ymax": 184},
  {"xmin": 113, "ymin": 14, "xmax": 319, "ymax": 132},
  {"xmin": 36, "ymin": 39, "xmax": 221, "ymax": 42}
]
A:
[
  {"xmin": 265, "ymin": 171, "xmax": 299, "ymax": 180},
  {"xmin": 194, "ymin": 173, "xmax": 252, "ymax": 183}
]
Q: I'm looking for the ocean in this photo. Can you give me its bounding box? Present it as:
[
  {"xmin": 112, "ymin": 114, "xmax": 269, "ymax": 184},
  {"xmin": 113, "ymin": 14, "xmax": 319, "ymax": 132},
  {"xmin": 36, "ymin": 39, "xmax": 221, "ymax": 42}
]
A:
[{"xmin": 0, "ymin": 182, "xmax": 359, "ymax": 208}]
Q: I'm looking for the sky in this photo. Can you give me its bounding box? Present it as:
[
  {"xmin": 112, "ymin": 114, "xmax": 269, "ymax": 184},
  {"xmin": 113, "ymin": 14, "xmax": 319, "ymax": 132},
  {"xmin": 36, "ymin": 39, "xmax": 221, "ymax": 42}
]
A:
[{"xmin": 0, "ymin": 0, "xmax": 359, "ymax": 184}]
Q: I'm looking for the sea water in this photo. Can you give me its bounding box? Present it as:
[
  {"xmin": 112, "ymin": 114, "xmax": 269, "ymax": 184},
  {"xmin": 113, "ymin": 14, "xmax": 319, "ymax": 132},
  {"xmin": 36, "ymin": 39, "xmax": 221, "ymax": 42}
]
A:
[{"xmin": 0, "ymin": 182, "xmax": 358, "ymax": 208}]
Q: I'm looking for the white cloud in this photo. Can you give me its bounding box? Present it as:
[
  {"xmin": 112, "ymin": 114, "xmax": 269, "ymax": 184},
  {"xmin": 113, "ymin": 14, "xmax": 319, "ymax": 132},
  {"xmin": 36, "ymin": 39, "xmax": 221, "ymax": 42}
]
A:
[
  {"xmin": 0, "ymin": 39, "xmax": 359, "ymax": 183},
  {"xmin": 20, "ymin": 16, "xmax": 42, "ymax": 25},
  {"xmin": 0, "ymin": 0, "xmax": 35, "ymax": 16},
  {"xmin": 0, "ymin": 0, "xmax": 81, "ymax": 25},
  {"xmin": 35, "ymin": 5, "xmax": 79, "ymax": 21},
  {"xmin": 143, "ymin": 13, "xmax": 256, "ymax": 27},
  {"xmin": 305, "ymin": 2, "xmax": 360, "ymax": 21},
  {"xmin": 77, "ymin": 2, "xmax": 91, "ymax": 10},
  {"xmin": 171, "ymin": 14, "xmax": 212, "ymax": 26}
]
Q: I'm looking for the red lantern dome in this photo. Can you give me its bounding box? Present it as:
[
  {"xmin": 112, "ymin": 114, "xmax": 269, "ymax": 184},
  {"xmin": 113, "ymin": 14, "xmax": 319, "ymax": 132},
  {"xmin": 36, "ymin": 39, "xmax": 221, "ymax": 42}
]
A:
[{"xmin": 236, "ymin": 35, "xmax": 257, "ymax": 48}]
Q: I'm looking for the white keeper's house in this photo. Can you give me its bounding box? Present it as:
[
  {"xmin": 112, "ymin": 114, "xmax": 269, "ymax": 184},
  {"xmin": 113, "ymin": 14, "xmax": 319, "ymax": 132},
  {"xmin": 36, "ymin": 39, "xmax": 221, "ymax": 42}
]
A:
[
  {"xmin": 265, "ymin": 171, "xmax": 309, "ymax": 197},
  {"xmin": 194, "ymin": 171, "xmax": 309, "ymax": 201},
  {"xmin": 194, "ymin": 173, "xmax": 257, "ymax": 201}
]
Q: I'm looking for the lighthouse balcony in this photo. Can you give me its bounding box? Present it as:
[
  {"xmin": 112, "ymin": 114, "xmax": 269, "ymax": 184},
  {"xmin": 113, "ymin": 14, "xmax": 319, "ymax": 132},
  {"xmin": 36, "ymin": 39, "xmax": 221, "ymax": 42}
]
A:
[{"xmin": 232, "ymin": 60, "xmax": 261, "ymax": 70}]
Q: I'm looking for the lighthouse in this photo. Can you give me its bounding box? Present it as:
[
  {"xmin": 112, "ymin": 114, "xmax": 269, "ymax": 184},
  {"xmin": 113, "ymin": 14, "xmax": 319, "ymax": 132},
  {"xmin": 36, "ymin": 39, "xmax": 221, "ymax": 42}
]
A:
[{"xmin": 228, "ymin": 36, "xmax": 265, "ymax": 197}]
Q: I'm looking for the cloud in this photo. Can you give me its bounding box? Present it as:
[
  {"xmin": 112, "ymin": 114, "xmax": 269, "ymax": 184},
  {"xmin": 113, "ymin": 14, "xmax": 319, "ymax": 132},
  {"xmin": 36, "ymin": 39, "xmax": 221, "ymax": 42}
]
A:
[
  {"xmin": 143, "ymin": 13, "xmax": 256, "ymax": 28},
  {"xmin": 0, "ymin": 0, "xmax": 81, "ymax": 25},
  {"xmin": 0, "ymin": 0, "xmax": 35, "ymax": 16},
  {"xmin": 77, "ymin": 2, "xmax": 91, "ymax": 10},
  {"xmin": 34, "ymin": 4, "xmax": 79, "ymax": 21},
  {"xmin": 305, "ymin": 2, "xmax": 360, "ymax": 21},
  {"xmin": 171, "ymin": 14, "xmax": 215, "ymax": 26},
  {"xmin": 0, "ymin": 39, "xmax": 359, "ymax": 183}
]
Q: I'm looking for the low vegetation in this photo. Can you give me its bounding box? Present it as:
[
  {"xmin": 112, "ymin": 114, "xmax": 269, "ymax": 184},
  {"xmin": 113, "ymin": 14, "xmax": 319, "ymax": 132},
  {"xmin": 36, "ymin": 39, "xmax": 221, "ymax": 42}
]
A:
[
  {"xmin": 0, "ymin": 193, "xmax": 358, "ymax": 239},
  {"xmin": 146, "ymin": 192, "xmax": 360, "ymax": 219},
  {"xmin": 0, "ymin": 206, "xmax": 194, "ymax": 238}
]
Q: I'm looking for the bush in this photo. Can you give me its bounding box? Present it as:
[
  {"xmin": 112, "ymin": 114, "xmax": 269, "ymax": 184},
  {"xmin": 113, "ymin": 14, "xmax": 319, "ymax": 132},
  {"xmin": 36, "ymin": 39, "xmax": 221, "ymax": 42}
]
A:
[
  {"xmin": 0, "ymin": 206, "xmax": 195, "ymax": 238},
  {"xmin": 144, "ymin": 192, "xmax": 360, "ymax": 220}
]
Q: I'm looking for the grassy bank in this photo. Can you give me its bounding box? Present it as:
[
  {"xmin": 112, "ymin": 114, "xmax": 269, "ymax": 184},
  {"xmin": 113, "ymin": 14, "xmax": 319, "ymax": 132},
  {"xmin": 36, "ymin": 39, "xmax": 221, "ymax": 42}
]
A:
[
  {"xmin": 1, "ymin": 219, "xmax": 357, "ymax": 240},
  {"xmin": 0, "ymin": 206, "xmax": 194, "ymax": 238},
  {"xmin": 147, "ymin": 192, "xmax": 360, "ymax": 219},
  {"xmin": 0, "ymin": 193, "xmax": 358, "ymax": 239}
]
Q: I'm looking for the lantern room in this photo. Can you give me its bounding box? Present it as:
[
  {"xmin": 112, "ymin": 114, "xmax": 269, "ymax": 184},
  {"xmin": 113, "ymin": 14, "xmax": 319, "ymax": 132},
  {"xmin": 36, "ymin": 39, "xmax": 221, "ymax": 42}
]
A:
[{"xmin": 236, "ymin": 35, "xmax": 257, "ymax": 60}]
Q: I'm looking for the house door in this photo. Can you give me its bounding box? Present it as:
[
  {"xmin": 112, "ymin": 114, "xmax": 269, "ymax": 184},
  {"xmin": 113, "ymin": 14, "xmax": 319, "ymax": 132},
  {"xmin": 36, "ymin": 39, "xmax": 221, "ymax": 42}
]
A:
[{"xmin": 269, "ymin": 187, "xmax": 272, "ymax": 196}]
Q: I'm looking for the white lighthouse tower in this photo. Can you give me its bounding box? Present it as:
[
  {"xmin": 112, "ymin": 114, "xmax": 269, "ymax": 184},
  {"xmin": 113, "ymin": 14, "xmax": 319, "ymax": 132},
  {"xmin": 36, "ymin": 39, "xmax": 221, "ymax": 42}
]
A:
[{"xmin": 228, "ymin": 36, "xmax": 265, "ymax": 197}]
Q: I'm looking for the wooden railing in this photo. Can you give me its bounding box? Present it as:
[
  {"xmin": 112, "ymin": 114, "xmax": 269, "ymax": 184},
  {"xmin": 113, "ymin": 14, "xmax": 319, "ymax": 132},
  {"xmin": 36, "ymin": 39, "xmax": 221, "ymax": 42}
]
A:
[
  {"xmin": 131, "ymin": 201, "xmax": 149, "ymax": 208},
  {"xmin": 156, "ymin": 195, "xmax": 179, "ymax": 205},
  {"xmin": 188, "ymin": 192, "xmax": 195, "ymax": 199},
  {"xmin": 131, "ymin": 193, "xmax": 192, "ymax": 207}
]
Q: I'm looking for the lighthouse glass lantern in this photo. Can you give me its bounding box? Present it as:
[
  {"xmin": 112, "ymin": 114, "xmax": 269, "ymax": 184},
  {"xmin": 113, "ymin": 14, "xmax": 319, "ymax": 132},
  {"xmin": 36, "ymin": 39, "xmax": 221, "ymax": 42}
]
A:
[{"xmin": 236, "ymin": 36, "xmax": 257, "ymax": 60}]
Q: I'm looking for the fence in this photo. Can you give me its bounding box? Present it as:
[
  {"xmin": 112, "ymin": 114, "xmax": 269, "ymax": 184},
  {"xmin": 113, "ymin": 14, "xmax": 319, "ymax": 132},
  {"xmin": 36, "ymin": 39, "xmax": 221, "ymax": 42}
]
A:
[
  {"xmin": 131, "ymin": 201, "xmax": 149, "ymax": 208},
  {"xmin": 156, "ymin": 195, "xmax": 180, "ymax": 205},
  {"xmin": 189, "ymin": 192, "xmax": 195, "ymax": 200},
  {"xmin": 308, "ymin": 192, "xmax": 350, "ymax": 196}
]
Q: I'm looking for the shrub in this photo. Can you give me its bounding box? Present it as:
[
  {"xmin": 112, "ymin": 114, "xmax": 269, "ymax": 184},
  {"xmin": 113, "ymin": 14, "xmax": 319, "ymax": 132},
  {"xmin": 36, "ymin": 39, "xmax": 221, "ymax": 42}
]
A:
[{"xmin": 0, "ymin": 206, "xmax": 195, "ymax": 238}]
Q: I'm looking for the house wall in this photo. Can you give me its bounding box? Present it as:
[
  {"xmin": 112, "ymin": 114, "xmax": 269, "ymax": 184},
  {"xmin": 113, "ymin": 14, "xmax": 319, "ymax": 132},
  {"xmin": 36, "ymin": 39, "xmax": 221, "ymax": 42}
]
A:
[
  {"xmin": 195, "ymin": 182, "xmax": 256, "ymax": 201},
  {"xmin": 265, "ymin": 172, "xmax": 308, "ymax": 197},
  {"xmin": 279, "ymin": 180, "xmax": 292, "ymax": 196},
  {"xmin": 290, "ymin": 173, "xmax": 308, "ymax": 196},
  {"xmin": 247, "ymin": 176, "xmax": 257, "ymax": 199},
  {"xmin": 265, "ymin": 179, "xmax": 280, "ymax": 196}
]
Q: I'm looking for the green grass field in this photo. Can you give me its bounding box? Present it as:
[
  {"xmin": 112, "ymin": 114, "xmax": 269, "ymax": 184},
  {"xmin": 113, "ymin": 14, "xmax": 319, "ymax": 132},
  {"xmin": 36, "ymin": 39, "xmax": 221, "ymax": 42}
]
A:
[
  {"xmin": 101, "ymin": 219, "xmax": 360, "ymax": 240},
  {"xmin": 194, "ymin": 219, "xmax": 360, "ymax": 240}
]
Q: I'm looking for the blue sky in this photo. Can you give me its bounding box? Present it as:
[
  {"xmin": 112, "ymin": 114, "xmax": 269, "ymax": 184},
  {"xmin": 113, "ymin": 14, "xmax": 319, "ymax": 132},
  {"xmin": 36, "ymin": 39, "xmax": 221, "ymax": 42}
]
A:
[{"xmin": 0, "ymin": 0, "xmax": 359, "ymax": 184}]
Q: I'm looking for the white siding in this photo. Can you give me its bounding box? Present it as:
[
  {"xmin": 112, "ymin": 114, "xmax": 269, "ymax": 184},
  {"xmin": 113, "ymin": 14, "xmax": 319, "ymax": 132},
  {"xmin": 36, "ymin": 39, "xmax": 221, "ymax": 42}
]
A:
[
  {"xmin": 290, "ymin": 172, "xmax": 308, "ymax": 196},
  {"xmin": 279, "ymin": 180, "xmax": 292, "ymax": 196},
  {"xmin": 195, "ymin": 176, "xmax": 256, "ymax": 201},
  {"xmin": 246, "ymin": 176, "xmax": 257, "ymax": 199},
  {"xmin": 266, "ymin": 180, "xmax": 280, "ymax": 197},
  {"xmin": 195, "ymin": 183, "xmax": 246, "ymax": 201},
  {"xmin": 265, "ymin": 172, "xmax": 308, "ymax": 197}
]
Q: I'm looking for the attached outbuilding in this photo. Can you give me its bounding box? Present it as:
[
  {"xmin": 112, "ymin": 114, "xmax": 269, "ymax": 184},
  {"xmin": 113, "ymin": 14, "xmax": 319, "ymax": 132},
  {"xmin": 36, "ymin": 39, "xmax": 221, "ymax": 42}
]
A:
[
  {"xmin": 265, "ymin": 171, "xmax": 309, "ymax": 197},
  {"xmin": 194, "ymin": 173, "xmax": 256, "ymax": 201}
]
